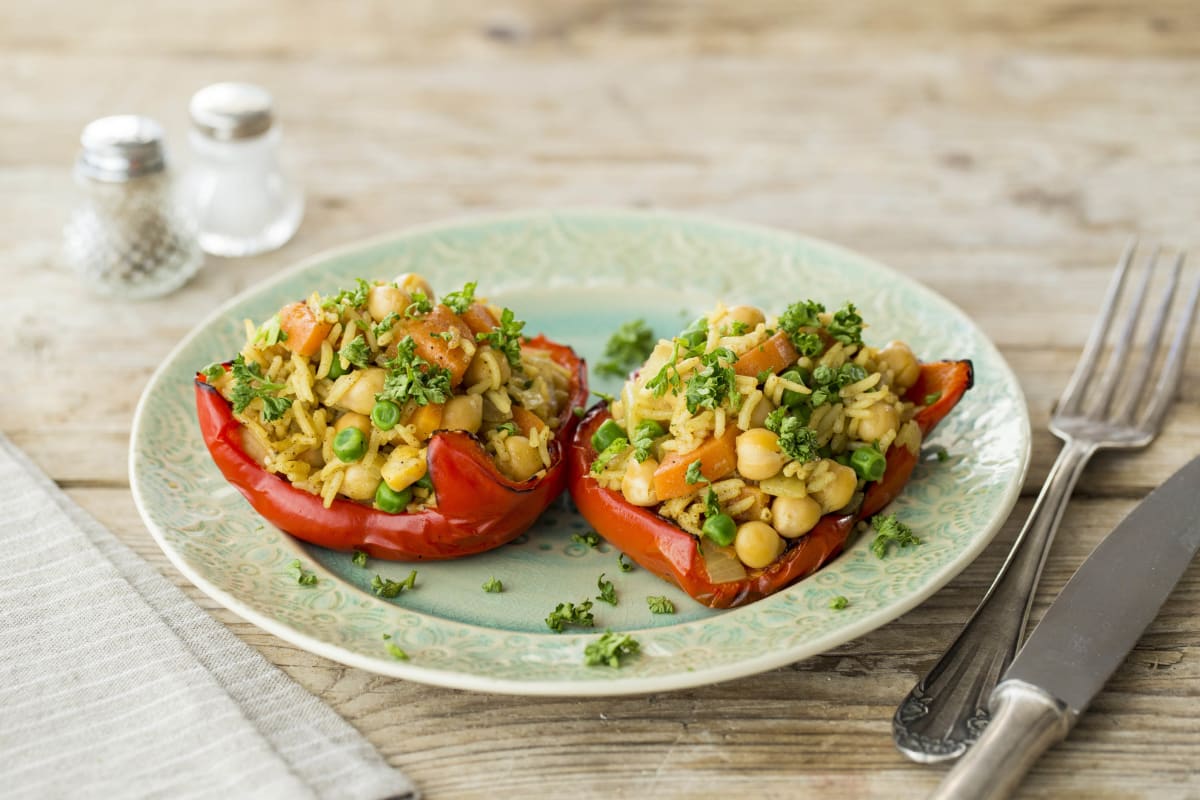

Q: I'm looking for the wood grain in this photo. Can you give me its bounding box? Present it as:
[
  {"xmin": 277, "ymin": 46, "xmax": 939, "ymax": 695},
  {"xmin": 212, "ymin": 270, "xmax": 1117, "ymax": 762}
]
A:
[{"xmin": 2, "ymin": 2, "xmax": 1198, "ymax": 798}]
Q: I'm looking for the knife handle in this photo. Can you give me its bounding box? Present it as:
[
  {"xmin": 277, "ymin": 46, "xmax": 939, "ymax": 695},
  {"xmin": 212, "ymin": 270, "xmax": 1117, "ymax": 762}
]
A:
[{"xmin": 929, "ymin": 680, "xmax": 1073, "ymax": 800}]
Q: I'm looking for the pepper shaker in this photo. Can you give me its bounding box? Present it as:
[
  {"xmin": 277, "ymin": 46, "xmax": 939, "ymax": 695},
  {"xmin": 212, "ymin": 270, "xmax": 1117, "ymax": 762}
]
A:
[
  {"xmin": 183, "ymin": 82, "xmax": 304, "ymax": 257},
  {"xmin": 63, "ymin": 115, "xmax": 202, "ymax": 300}
]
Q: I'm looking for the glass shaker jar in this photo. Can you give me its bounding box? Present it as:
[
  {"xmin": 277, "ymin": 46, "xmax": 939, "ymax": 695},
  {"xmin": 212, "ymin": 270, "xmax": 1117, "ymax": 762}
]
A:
[
  {"xmin": 63, "ymin": 115, "xmax": 202, "ymax": 300},
  {"xmin": 183, "ymin": 82, "xmax": 304, "ymax": 256}
]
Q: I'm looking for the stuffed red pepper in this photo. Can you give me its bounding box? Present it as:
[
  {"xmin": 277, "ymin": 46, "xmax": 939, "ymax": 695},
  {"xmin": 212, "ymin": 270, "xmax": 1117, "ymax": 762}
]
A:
[
  {"xmin": 568, "ymin": 300, "xmax": 971, "ymax": 607},
  {"xmin": 197, "ymin": 273, "xmax": 587, "ymax": 560}
]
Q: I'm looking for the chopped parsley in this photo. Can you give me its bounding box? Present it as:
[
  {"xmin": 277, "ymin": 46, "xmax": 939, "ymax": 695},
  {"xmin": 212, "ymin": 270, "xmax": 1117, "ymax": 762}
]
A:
[
  {"xmin": 647, "ymin": 596, "xmax": 675, "ymax": 614},
  {"xmin": 339, "ymin": 336, "xmax": 372, "ymax": 368},
  {"xmin": 371, "ymin": 570, "xmax": 418, "ymax": 598},
  {"xmin": 597, "ymin": 319, "xmax": 656, "ymax": 378},
  {"xmin": 924, "ymin": 391, "xmax": 943, "ymax": 406},
  {"xmin": 289, "ymin": 560, "xmax": 317, "ymax": 586},
  {"xmin": 870, "ymin": 514, "xmax": 921, "ymax": 559},
  {"xmin": 779, "ymin": 299, "xmax": 825, "ymax": 332},
  {"xmin": 756, "ymin": 368, "xmax": 774, "ymax": 385},
  {"xmin": 386, "ymin": 642, "xmax": 410, "ymax": 660},
  {"xmin": 378, "ymin": 335, "xmax": 452, "ymax": 407},
  {"xmin": 253, "ymin": 315, "xmax": 288, "ymax": 346},
  {"xmin": 703, "ymin": 487, "xmax": 721, "ymax": 518},
  {"xmin": 792, "ymin": 331, "xmax": 823, "ymax": 358},
  {"xmin": 475, "ymin": 307, "xmax": 526, "ymax": 369},
  {"xmin": 229, "ymin": 355, "xmax": 293, "ymax": 422},
  {"xmin": 617, "ymin": 553, "xmax": 634, "ymax": 572},
  {"xmin": 829, "ymin": 595, "xmax": 849, "ymax": 610},
  {"xmin": 645, "ymin": 319, "xmax": 708, "ymax": 398},
  {"xmin": 372, "ymin": 311, "xmax": 401, "ymax": 338},
  {"xmin": 431, "ymin": 331, "xmax": 455, "ymax": 342},
  {"xmin": 936, "ymin": 447, "xmax": 950, "ymax": 462},
  {"xmin": 495, "ymin": 421, "xmax": 519, "ymax": 436},
  {"xmin": 572, "ymin": 531, "xmax": 601, "ymax": 548},
  {"xmin": 826, "ymin": 302, "xmax": 864, "ymax": 346},
  {"xmin": 573, "ymin": 406, "xmax": 586, "ymax": 418},
  {"xmin": 684, "ymin": 347, "xmax": 737, "ymax": 414},
  {"xmin": 596, "ymin": 573, "xmax": 617, "ymax": 606},
  {"xmin": 405, "ymin": 290, "xmax": 433, "ymax": 318},
  {"xmin": 200, "ymin": 363, "xmax": 225, "ymax": 382},
  {"xmin": 322, "ymin": 278, "xmax": 371, "ymax": 310},
  {"xmin": 584, "ymin": 630, "xmax": 639, "ymax": 668},
  {"xmin": 590, "ymin": 436, "xmax": 628, "ymax": 475},
  {"xmin": 721, "ymin": 320, "xmax": 749, "ymax": 336},
  {"xmin": 764, "ymin": 409, "xmax": 820, "ymax": 462},
  {"xmin": 442, "ymin": 281, "xmax": 478, "ymax": 315},
  {"xmin": 482, "ymin": 577, "xmax": 503, "ymax": 593},
  {"xmin": 352, "ymin": 550, "xmax": 368, "ymax": 568},
  {"xmin": 545, "ymin": 599, "xmax": 595, "ymax": 633},
  {"xmin": 684, "ymin": 459, "xmax": 707, "ymax": 485},
  {"xmin": 631, "ymin": 419, "xmax": 665, "ymax": 463}
]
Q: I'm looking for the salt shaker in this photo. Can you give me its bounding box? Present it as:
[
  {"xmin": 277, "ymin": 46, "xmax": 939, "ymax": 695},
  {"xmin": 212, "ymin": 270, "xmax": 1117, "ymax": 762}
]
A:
[
  {"xmin": 183, "ymin": 82, "xmax": 304, "ymax": 256},
  {"xmin": 63, "ymin": 115, "xmax": 203, "ymax": 300}
]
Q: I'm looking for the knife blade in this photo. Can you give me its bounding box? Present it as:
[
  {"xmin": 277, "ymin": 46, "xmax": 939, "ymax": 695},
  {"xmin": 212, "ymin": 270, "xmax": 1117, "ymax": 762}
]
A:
[{"xmin": 932, "ymin": 454, "xmax": 1200, "ymax": 800}]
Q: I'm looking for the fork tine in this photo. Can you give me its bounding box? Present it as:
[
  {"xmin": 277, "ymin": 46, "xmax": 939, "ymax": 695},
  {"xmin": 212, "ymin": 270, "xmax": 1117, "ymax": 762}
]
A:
[
  {"xmin": 1089, "ymin": 246, "xmax": 1160, "ymax": 417},
  {"xmin": 1139, "ymin": 256, "xmax": 1199, "ymax": 433},
  {"xmin": 1113, "ymin": 252, "xmax": 1183, "ymax": 423},
  {"xmin": 1058, "ymin": 239, "xmax": 1138, "ymax": 415}
]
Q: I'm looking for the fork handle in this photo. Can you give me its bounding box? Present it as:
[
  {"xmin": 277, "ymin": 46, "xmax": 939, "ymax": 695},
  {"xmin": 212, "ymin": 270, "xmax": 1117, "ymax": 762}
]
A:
[{"xmin": 892, "ymin": 438, "xmax": 1095, "ymax": 763}]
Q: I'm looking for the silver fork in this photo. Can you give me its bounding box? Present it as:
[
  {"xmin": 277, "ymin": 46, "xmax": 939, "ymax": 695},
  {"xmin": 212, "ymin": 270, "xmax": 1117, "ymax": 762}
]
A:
[{"xmin": 893, "ymin": 242, "xmax": 1198, "ymax": 763}]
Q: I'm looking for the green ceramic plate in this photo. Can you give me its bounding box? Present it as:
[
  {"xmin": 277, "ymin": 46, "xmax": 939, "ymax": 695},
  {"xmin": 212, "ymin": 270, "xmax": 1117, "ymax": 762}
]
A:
[{"xmin": 130, "ymin": 209, "xmax": 1029, "ymax": 696}]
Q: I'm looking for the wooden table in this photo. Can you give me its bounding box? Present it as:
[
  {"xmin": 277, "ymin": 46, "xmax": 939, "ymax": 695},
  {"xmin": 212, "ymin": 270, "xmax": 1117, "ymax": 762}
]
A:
[{"xmin": 3, "ymin": 2, "xmax": 1198, "ymax": 797}]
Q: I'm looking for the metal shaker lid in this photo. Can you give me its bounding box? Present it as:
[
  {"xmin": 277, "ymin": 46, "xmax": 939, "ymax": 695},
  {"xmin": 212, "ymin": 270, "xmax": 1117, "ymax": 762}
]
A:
[
  {"xmin": 77, "ymin": 115, "xmax": 166, "ymax": 182},
  {"xmin": 189, "ymin": 82, "xmax": 275, "ymax": 141}
]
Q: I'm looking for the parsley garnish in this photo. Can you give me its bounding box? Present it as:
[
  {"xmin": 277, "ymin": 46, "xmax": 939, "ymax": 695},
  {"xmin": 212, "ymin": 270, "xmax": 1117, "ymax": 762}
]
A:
[
  {"xmin": 229, "ymin": 355, "xmax": 293, "ymax": 422},
  {"xmin": 703, "ymin": 487, "xmax": 721, "ymax": 518},
  {"xmin": 590, "ymin": 436, "xmax": 628, "ymax": 475},
  {"xmin": 253, "ymin": 315, "xmax": 288, "ymax": 346},
  {"xmin": 495, "ymin": 421, "xmax": 519, "ymax": 436},
  {"xmin": 684, "ymin": 347, "xmax": 737, "ymax": 414},
  {"xmin": 631, "ymin": 419, "xmax": 664, "ymax": 463},
  {"xmin": 289, "ymin": 559, "xmax": 317, "ymax": 586},
  {"xmin": 405, "ymin": 290, "xmax": 433, "ymax": 318},
  {"xmin": 829, "ymin": 595, "xmax": 849, "ymax": 610},
  {"xmin": 870, "ymin": 514, "xmax": 921, "ymax": 559},
  {"xmin": 617, "ymin": 553, "xmax": 633, "ymax": 572},
  {"xmin": 200, "ymin": 363, "xmax": 225, "ymax": 382},
  {"xmin": 322, "ymin": 278, "xmax": 371, "ymax": 310},
  {"xmin": 596, "ymin": 573, "xmax": 617, "ymax": 606},
  {"xmin": 936, "ymin": 447, "xmax": 950, "ymax": 462},
  {"xmin": 339, "ymin": 336, "xmax": 372, "ymax": 368},
  {"xmin": 572, "ymin": 531, "xmax": 601, "ymax": 548},
  {"xmin": 372, "ymin": 311, "xmax": 401, "ymax": 338},
  {"xmin": 442, "ymin": 281, "xmax": 478, "ymax": 315},
  {"xmin": 482, "ymin": 577, "xmax": 503, "ymax": 593},
  {"xmin": 765, "ymin": 411, "xmax": 821, "ymax": 462},
  {"xmin": 591, "ymin": 389, "xmax": 615, "ymax": 405},
  {"xmin": 779, "ymin": 299, "xmax": 825, "ymax": 332},
  {"xmin": 371, "ymin": 570, "xmax": 418, "ymax": 598},
  {"xmin": 826, "ymin": 302, "xmax": 864, "ymax": 346},
  {"xmin": 584, "ymin": 630, "xmax": 639, "ymax": 668},
  {"xmin": 684, "ymin": 459, "xmax": 706, "ymax": 485},
  {"xmin": 545, "ymin": 599, "xmax": 595, "ymax": 633},
  {"xmin": 792, "ymin": 332, "xmax": 823, "ymax": 357},
  {"xmin": 647, "ymin": 596, "xmax": 675, "ymax": 614},
  {"xmin": 924, "ymin": 391, "xmax": 943, "ymax": 405},
  {"xmin": 386, "ymin": 642, "xmax": 410, "ymax": 660},
  {"xmin": 755, "ymin": 368, "xmax": 773, "ymax": 385},
  {"xmin": 645, "ymin": 319, "xmax": 708, "ymax": 398},
  {"xmin": 572, "ymin": 406, "xmax": 586, "ymax": 418},
  {"xmin": 475, "ymin": 307, "xmax": 526, "ymax": 369},
  {"xmin": 721, "ymin": 320, "xmax": 749, "ymax": 337},
  {"xmin": 352, "ymin": 550, "xmax": 368, "ymax": 568},
  {"xmin": 379, "ymin": 336, "xmax": 452, "ymax": 407},
  {"xmin": 597, "ymin": 319, "xmax": 656, "ymax": 378}
]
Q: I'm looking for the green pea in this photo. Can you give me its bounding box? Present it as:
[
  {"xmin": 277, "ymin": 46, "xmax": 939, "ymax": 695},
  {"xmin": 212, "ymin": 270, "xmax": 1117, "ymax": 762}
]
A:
[
  {"xmin": 850, "ymin": 446, "xmax": 887, "ymax": 482},
  {"xmin": 414, "ymin": 472, "xmax": 434, "ymax": 490},
  {"xmin": 333, "ymin": 427, "xmax": 366, "ymax": 462},
  {"xmin": 371, "ymin": 400, "xmax": 401, "ymax": 431},
  {"xmin": 702, "ymin": 513, "xmax": 737, "ymax": 547},
  {"xmin": 633, "ymin": 419, "xmax": 665, "ymax": 440},
  {"xmin": 779, "ymin": 369, "xmax": 808, "ymax": 408},
  {"xmin": 591, "ymin": 418, "xmax": 626, "ymax": 453},
  {"xmin": 327, "ymin": 355, "xmax": 346, "ymax": 379},
  {"xmin": 375, "ymin": 482, "xmax": 412, "ymax": 514}
]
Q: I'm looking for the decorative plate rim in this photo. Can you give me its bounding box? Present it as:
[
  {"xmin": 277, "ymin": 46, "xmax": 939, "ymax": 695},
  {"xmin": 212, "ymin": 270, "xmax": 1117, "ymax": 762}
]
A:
[{"xmin": 130, "ymin": 207, "xmax": 1031, "ymax": 696}]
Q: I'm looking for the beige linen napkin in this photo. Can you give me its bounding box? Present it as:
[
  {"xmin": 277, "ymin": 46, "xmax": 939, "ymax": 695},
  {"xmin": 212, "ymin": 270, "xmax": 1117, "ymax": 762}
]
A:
[{"xmin": 0, "ymin": 434, "xmax": 417, "ymax": 800}]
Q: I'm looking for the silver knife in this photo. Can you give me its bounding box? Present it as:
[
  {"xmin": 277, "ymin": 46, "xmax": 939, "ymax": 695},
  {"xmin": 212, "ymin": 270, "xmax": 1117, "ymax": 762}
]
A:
[{"xmin": 931, "ymin": 454, "xmax": 1200, "ymax": 800}]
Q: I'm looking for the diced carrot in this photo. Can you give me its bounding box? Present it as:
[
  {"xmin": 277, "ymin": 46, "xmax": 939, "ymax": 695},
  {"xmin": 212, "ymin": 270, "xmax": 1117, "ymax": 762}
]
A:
[
  {"xmin": 411, "ymin": 402, "xmax": 445, "ymax": 440},
  {"xmin": 398, "ymin": 304, "xmax": 475, "ymax": 385},
  {"xmin": 733, "ymin": 331, "xmax": 798, "ymax": 378},
  {"xmin": 510, "ymin": 405, "xmax": 548, "ymax": 437},
  {"xmin": 278, "ymin": 302, "xmax": 333, "ymax": 358},
  {"xmin": 461, "ymin": 302, "xmax": 499, "ymax": 336},
  {"xmin": 653, "ymin": 425, "xmax": 739, "ymax": 501}
]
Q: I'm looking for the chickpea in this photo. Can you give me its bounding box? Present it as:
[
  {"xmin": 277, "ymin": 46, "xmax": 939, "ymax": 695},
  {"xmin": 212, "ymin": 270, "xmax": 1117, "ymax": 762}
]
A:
[
  {"xmin": 772, "ymin": 495, "xmax": 823, "ymax": 538},
  {"xmin": 502, "ymin": 435, "xmax": 544, "ymax": 482},
  {"xmin": 734, "ymin": 521, "xmax": 786, "ymax": 569},
  {"xmin": 724, "ymin": 305, "xmax": 766, "ymax": 332},
  {"xmin": 621, "ymin": 458, "xmax": 659, "ymax": 507},
  {"xmin": 736, "ymin": 428, "xmax": 787, "ymax": 481},
  {"xmin": 749, "ymin": 394, "xmax": 775, "ymax": 430},
  {"xmin": 857, "ymin": 402, "xmax": 899, "ymax": 443},
  {"xmin": 811, "ymin": 462, "xmax": 858, "ymax": 514},
  {"xmin": 339, "ymin": 462, "xmax": 382, "ymax": 501},
  {"xmin": 464, "ymin": 346, "xmax": 512, "ymax": 389},
  {"xmin": 366, "ymin": 284, "xmax": 410, "ymax": 323},
  {"xmin": 334, "ymin": 411, "xmax": 371, "ymax": 436},
  {"xmin": 394, "ymin": 273, "xmax": 435, "ymax": 304},
  {"xmin": 442, "ymin": 394, "xmax": 484, "ymax": 433},
  {"xmin": 380, "ymin": 445, "xmax": 427, "ymax": 492},
  {"xmin": 336, "ymin": 367, "xmax": 387, "ymax": 415},
  {"xmin": 878, "ymin": 340, "xmax": 920, "ymax": 392}
]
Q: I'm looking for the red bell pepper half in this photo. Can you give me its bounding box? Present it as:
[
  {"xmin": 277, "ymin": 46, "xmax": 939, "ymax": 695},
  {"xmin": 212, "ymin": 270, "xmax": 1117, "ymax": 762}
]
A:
[
  {"xmin": 196, "ymin": 334, "xmax": 588, "ymax": 560},
  {"xmin": 567, "ymin": 360, "xmax": 973, "ymax": 607}
]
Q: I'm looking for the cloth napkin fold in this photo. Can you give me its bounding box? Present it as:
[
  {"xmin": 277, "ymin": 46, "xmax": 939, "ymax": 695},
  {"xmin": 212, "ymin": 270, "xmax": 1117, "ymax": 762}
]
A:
[{"xmin": 0, "ymin": 434, "xmax": 417, "ymax": 800}]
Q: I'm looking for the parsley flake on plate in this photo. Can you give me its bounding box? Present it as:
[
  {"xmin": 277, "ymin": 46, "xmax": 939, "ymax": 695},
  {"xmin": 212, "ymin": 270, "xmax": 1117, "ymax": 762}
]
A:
[
  {"xmin": 829, "ymin": 595, "xmax": 849, "ymax": 610},
  {"xmin": 372, "ymin": 570, "xmax": 418, "ymax": 598},
  {"xmin": 289, "ymin": 559, "xmax": 317, "ymax": 587},
  {"xmin": 647, "ymin": 596, "xmax": 675, "ymax": 615},
  {"xmin": 572, "ymin": 531, "xmax": 601, "ymax": 548},
  {"xmin": 583, "ymin": 630, "xmax": 640, "ymax": 668},
  {"xmin": 482, "ymin": 577, "xmax": 503, "ymax": 593},
  {"xmin": 596, "ymin": 573, "xmax": 617, "ymax": 606},
  {"xmin": 545, "ymin": 600, "xmax": 595, "ymax": 633},
  {"xmin": 870, "ymin": 514, "xmax": 921, "ymax": 559}
]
